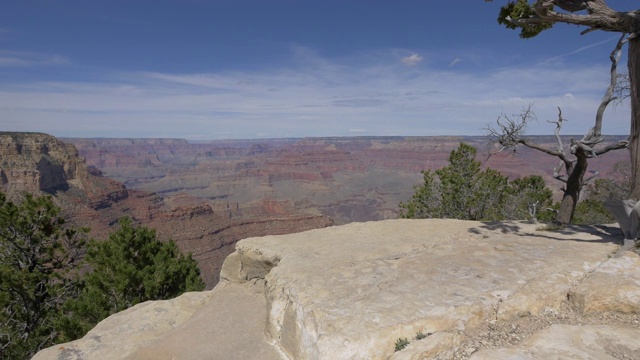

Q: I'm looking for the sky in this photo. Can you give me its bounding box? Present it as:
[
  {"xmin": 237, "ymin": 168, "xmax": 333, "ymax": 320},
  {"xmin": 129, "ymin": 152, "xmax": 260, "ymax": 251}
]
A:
[{"xmin": 0, "ymin": 0, "xmax": 637, "ymax": 140}]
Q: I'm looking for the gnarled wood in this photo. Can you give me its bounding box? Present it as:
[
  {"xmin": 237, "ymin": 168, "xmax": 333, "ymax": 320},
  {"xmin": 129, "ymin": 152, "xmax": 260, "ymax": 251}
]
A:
[{"xmin": 487, "ymin": 33, "xmax": 627, "ymax": 224}]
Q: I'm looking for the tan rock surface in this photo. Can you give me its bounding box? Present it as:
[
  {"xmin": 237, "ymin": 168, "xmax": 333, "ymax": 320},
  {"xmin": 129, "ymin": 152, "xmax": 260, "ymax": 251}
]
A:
[
  {"xmin": 32, "ymin": 291, "xmax": 215, "ymax": 360},
  {"xmin": 34, "ymin": 219, "xmax": 632, "ymax": 360},
  {"xmin": 469, "ymin": 324, "xmax": 640, "ymax": 360},
  {"xmin": 126, "ymin": 281, "xmax": 283, "ymax": 360},
  {"xmin": 388, "ymin": 332, "xmax": 465, "ymax": 360},
  {"xmin": 221, "ymin": 219, "xmax": 620, "ymax": 359},
  {"xmin": 569, "ymin": 251, "xmax": 640, "ymax": 315}
]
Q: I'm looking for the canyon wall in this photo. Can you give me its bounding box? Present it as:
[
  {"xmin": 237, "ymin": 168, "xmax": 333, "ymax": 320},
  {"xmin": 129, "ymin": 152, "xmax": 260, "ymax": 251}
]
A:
[{"xmin": 0, "ymin": 132, "xmax": 86, "ymax": 194}]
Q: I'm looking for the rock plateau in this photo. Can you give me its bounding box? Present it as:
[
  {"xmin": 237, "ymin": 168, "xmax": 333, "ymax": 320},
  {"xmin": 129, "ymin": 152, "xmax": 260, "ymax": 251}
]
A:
[{"xmin": 34, "ymin": 219, "xmax": 640, "ymax": 360}]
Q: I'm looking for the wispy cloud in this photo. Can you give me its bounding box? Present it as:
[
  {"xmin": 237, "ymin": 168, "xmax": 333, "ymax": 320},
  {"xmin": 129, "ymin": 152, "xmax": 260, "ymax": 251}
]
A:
[
  {"xmin": 401, "ymin": 53, "xmax": 423, "ymax": 66},
  {"xmin": 0, "ymin": 50, "xmax": 69, "ymax": 67},
  {"xmin": 539, "ymin": 36, "xmax": 619, "ymax": 65},
  {"xmin": 0, "ymin": 46, "xmax": 630, "ymax": 139},
  {"xmin": 449, "ymin": 58, "xmax": 462, "ymax": 67}
]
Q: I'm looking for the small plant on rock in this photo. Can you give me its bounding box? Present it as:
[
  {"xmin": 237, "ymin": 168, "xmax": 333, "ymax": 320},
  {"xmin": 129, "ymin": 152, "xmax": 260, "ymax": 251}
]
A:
[
  {"xmin": 415, "ymin": 331, "xmax": 429, "ymax": 340},
  {"xmin": 394, "ymin": 337, "xmax": 410, "ymax": 352}
]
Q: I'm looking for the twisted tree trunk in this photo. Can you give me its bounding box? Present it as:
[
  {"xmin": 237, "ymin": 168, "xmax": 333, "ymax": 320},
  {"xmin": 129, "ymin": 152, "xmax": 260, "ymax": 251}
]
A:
[
  {"xmin": 628, "ymin": 37, "xmax": 640, "ymax": 200},
  {"xmin": 608, "ymin": 37, "xmax": 640, "ymax": 242},
  {"xmin": 556, "ymin": 150, "xmax": 588, "ymax": 224}
]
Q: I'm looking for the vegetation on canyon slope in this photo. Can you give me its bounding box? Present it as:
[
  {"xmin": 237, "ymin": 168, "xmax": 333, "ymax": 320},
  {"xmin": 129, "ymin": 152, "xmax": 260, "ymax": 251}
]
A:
[
  {"xmin": 399, "ymin": 142, "xmax": 626, "ymax": 224},
  {"xmin": 399, "ymin": 143, "xmax": 554, "ymax": 221},
  {"xmin": 0, "ymin": 192, "xmax": 204, "ymax": 360}
]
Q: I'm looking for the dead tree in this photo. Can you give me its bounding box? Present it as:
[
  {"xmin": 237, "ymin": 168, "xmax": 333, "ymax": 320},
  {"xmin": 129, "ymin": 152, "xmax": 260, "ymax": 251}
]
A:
[{"xmin": 487, "ymin": 35, "xmax": 628, "ymax": 224}]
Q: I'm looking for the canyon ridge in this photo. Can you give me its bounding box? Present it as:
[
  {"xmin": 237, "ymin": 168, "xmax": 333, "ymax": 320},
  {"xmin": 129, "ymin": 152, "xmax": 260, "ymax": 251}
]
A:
[{"xmin": 33, "ymin": 219, "xmax": 640, "ymax": 359}]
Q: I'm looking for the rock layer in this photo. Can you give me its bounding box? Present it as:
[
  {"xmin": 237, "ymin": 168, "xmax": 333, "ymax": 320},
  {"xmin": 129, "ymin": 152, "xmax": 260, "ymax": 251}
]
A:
[
  {"xmin": 569, "ymin": 251, "xmax": 640, "ymax": 315},
  {"xmin": 0, "ymin": 132, "xmax": 85, "ymax": 194},
  {"xmin": 35, "ymin": 219, "xmax": 640, "ymax": 360}
]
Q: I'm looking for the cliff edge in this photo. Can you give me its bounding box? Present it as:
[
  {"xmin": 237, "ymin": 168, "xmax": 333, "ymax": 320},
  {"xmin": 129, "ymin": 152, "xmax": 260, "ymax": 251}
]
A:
[
  {"xmin": 34, "ymin": 219, "xmax": 640, "ymax": 359},
  {"xmin": 0, "ymin": 132, "xmax": 333, "ymax": 288},
  {"xmin": 0, "ymin": 132, "xmax": 86, "ymax": 194}
]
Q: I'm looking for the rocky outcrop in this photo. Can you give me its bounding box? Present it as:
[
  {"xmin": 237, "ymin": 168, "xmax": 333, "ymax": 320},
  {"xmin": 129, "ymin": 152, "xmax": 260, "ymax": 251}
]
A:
[
  {"xmin": 0, "ymin": 132, "xmax": 85, "ymax": 194},
  {"xmin": 34, "ymin": 219, "xmax": 640, "ymax": 360}
]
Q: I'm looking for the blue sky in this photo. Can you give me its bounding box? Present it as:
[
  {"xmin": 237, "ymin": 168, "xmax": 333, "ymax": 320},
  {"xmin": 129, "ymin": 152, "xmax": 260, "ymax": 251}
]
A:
[{"xmin": 0, "ymin": 0, "xmax": 635, "ymax": 140}]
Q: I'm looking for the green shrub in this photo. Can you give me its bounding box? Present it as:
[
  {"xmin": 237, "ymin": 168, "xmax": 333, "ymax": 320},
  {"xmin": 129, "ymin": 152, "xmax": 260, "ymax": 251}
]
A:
[
  {"xmin": 400, "ymin": 143, "xmax": 552, "ymax": 221},
  {"xmin": 394, "ymin": 337, "xmax": 410, "ymax": 352}
]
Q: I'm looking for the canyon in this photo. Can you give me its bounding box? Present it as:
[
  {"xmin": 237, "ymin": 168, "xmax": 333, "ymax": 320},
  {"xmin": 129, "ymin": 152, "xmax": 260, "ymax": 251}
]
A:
[
  {"xmin": 67, "ymin": 135, "xmax": 629, "ymax": 225},
  {"xmin": 6, "ymin": 132, "xmax": 639, "ymax": 359},
  {"xmin": 1, "ymin": 132, "xmax": 630, "ymax": 289},
  {"xmin": 0, "ymin": 132, "xmax": 332, "ymax": 288}
]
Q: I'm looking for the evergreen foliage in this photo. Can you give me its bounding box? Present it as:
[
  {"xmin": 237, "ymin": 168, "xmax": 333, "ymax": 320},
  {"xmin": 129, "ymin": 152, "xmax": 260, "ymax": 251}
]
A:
[
  {"xmin": 0, "ymin": 193, "xmax": 87, "ymax": 359},
  {"xmin": 0, "ymin": 192, "xmax": 205, "ymax": 358},
  {"xmin": 59, "ymin": 217, "xmax": 205, "ymax": 340},
  {"xmin": 399, "ymin": 143, "xmax": 553, "ymax": 221},
  {"xmin": 496, "ymin": 0, "xmax": 553, "ymax": 38}
]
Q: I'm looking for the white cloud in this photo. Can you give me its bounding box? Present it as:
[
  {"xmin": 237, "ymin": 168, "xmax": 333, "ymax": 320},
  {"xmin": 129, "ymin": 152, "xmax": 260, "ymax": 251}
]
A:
[
  {"xmin": 0, "ymin": 50, "xmax": 69, "ymax": 67},
  {"xmin": 539, "ymin": 36, "xmax": 619, "ymax": 65},
  {"xmin": 401, "ymin": 53, "xmax": 423, "ymax": 66},
  {"xmin": 449, "ymin": 58, "xmax": 462, "ymax": 67},
  {"xmin": 0, "ymin": 47, "xmax": 630, "ymax": 139}
]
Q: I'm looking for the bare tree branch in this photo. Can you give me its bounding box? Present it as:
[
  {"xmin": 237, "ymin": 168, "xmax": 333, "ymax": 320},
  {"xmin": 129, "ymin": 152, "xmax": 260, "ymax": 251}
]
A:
[
  {"xmin": 594, "ymin": 139, "xmax": 630, "ymax": 156},
  {"xmin": 583, "ymin": 33, "xmax": 626, "ymax": 146},
  {"xmin": 549, "ymin": 107, "xmax": 567, "ymax": 155},
  {"xmin": 554, "ymin": 159, "xmax": 569, "ymax": 183},
  {"xmin": 583, "ymin": 170, "xmax": 600, "ymax": 186},
  {"xmin": 518, "ymin": 1, "xmax": 638, "ymax": 34}
]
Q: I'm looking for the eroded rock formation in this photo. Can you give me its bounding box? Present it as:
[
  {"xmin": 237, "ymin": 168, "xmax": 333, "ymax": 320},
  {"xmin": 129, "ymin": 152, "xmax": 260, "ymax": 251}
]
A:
[
  {"xmin": 34, "ymin": 219, "xmax": 640, "ymax": 360},
  {"xmin": 0, "ymin": 132, "xmax": 85, "ymax": 194},
  {"xmin": 0, "ymin": 132, "xmax": 332, "ymax": 288}
]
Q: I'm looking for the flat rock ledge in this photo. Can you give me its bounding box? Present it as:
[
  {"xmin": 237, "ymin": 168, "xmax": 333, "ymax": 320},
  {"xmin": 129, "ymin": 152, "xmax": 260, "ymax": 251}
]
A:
[{"xmin": 33, "ymin": 219, "xmax": 640, "ymax": 360}]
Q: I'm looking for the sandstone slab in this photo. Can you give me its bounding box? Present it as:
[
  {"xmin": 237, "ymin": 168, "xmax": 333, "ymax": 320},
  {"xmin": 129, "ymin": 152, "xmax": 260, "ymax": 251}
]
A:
[
  {"xmin": 126, "ymin": 281, "xmax": 283, "ymax": 360},
  {"xmin": 469, "ymin": 324, "xmax": 640, "ymax": 359},
  {"xmin": 221, "ymin": 219, "xmax": 620, "ymax": 359},
  {"xmin": 34, "ymin": 281, "xmax": 282, "ymax": 360},
  {"xmin": 34, "ymin": 219, "xmax": 625, "ymax": 360},
  {"xmin": 569, "ymin": 251, "xmax": 640, "ymax": 315},
  {"xmin": 32, "ymin": 291, "xmax": 215, "ymax": 360}
]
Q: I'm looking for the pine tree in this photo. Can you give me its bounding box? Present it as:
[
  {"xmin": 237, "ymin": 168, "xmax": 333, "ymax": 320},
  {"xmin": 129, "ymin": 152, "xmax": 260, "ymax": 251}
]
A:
[
  {"xmin": 59, "ymin": 217, "xmax": 205, "ymax": 339},
  {"xmin": 399, "ymin": 143, "xmax": 553, "ymax": 222},
  {"xmin": 0, "ymin": 192, "xmax": 87, "ymax": 359}
]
